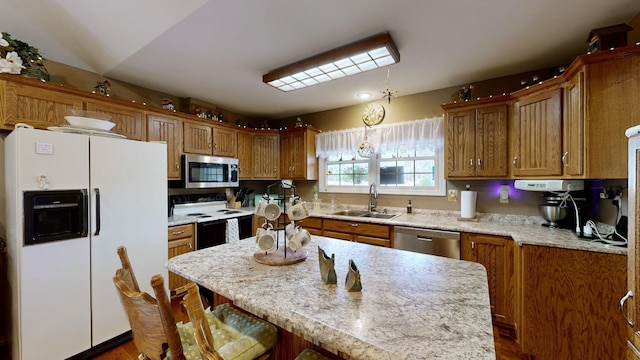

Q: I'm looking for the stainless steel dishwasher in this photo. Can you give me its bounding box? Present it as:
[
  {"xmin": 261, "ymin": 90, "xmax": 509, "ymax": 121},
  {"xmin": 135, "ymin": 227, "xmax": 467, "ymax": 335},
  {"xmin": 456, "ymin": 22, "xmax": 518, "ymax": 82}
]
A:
[{"xmin": 393, "ymin": 226, "xmax": 461, "ymax": 259}]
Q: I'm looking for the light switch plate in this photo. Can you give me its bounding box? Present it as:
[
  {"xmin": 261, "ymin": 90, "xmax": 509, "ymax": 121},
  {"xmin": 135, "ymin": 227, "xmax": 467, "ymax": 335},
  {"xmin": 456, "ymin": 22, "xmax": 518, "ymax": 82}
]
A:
[{"xmin": 447, "ymin": 189, "xmax": 458, "ymax": 202}]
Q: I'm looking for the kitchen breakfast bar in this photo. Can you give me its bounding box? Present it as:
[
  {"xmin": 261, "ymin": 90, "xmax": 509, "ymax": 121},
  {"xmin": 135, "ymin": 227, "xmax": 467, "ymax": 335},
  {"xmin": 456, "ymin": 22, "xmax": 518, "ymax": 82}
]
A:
[{"xmin": 166, "ymin": 235, "xmax": 495, "ymax": 360}]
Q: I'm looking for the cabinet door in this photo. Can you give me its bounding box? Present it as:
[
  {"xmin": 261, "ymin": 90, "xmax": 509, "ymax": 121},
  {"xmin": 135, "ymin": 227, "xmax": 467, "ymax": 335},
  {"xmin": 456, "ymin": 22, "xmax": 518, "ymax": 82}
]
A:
[
  {"xmin": 85, "ymin": 100, "xmax": 146, "ymax": 140},
  {"xmin": 253, "ymin": 133, "xmax": 280, "ymax": 179},
  {"xmin": 237, "ymin": 130, "xmax": 254, "ymax": 179},
  {"xmin": 147, "ymin": 113, "xmax": 182, "ymax": 179},
  {"xmin": 563, "ymin": 70, "xmax": 584, "ymax": 176},
  {"xmin": 168, "ymin": 224, "xmax": 194, "ymax": 291},
  {"xmin": 476, "ymin": 105, "xmax": 508, "ymax": 177},
  {"xmin": 521, "ymin": 245, "xmax": 626, "ymax": 359},
  {"xmin": 461, "ymin": 233, "xmax": 516, "ymax": 337},
  {"xmin": 280, "ymin": 131, "xmax": 294, "ymax": 178},
  {"xmin": 212, "ymin": 126, "xmax": 237, "ymax": 157},
  {"xmin": 445, "ymin": 109, "xmax": 476, "ymax": 177},
  {"xmin": 322, "ymin": 230, "xmax": 354, "ymax": 241},
  {"xmin": 512, "ymin": 89, "xmax": 562, "ymax": 176},
  {"xmin": 183, "ymin": 121, "xmax": 212, "ymax": 155},
  {"xmin": 0, "ymin": 79, "xmax": 83, "ymax": 129}
]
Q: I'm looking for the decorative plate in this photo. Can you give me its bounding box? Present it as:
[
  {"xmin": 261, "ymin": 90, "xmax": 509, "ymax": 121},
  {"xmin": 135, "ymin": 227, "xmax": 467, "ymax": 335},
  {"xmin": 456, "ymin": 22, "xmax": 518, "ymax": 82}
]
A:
[{"xmin": 362, "ymin": 103, "xmax": 385, "ymax": 126}]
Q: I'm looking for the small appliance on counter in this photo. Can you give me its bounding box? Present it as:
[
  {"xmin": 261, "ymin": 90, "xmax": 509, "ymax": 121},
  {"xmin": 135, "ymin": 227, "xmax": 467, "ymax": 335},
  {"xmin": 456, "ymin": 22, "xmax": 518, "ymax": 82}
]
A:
[{"xmin": 515, "ymin": 180, "xmax": 590, "ymax": 236}]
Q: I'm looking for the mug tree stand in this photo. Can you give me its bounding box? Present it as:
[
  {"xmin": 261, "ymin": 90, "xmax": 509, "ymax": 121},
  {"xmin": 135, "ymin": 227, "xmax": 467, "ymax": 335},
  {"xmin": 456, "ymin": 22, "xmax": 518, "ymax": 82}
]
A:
[{"xmin": 253, "ymin": 181, "xmax": 308, "ymax": 266}]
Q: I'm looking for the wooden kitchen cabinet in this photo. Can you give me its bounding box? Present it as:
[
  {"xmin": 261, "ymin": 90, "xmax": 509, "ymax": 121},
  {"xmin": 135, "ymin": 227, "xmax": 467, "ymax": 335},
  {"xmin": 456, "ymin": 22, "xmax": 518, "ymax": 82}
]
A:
[
  {"xmin": 147, "ymin": 112, "xmax": 183, "ymax": 180},
  {"xmin": 624, "ymin": 127, "xmax": 640, "ymax": 358},
  {"xmin": 511, "ymin": 87, "xmax": 563, "ymax": 177},
  {"xmin": 296, "ymin": 216, "xmax": 322, "ymax": 236},
  {"xmin": 0, "ymin": 76, "xmax": 83, "ymax": 129},
  {"xmin": 442, "ymin": 99, "xmax": 509, "ymax": 178},
  {"xmin": 183, "ymin": 121, "xmax": 237, "ymax": 157},
  {"xmin": 520, "ymin": 245, "xmax": 626, "ymax": 360},
  {"xmin": 280, "ymin": 126, "xmax": 319, "ymax": 180},
  {"xmin": 322, "ymin": 218, "xmax": 392, "ymax": 247},
  {"xmin": 253, "ymin": 131, "xmax": 280, "ymax": 179},
  {"xmin": 562, "ymin": 69, "xmax": 585, "ymax": 176},
  {"xmin": 168, "ymin": 224, "xmax": 195, "ymax": 291},
  {"xmin": 461, "ymin": 233, "xmax": 517, "ymax": 338},
  {"xmin": 236, "ymin": 129, "xmax": 254, "ymax": 179},
  {"xmin": 85, "ymin": 99, "xmax": 146, "ymax": 140}
]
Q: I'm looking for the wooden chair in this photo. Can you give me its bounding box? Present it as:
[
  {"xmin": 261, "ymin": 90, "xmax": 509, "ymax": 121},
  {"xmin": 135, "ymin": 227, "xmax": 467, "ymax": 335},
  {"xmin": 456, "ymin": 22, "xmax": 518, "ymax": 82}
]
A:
[
  {"xmin": 113, "ymin": 268, "xmax": 187, "ymax": 360},
  {"xmin": 182, "ymin": 282, "xmax": 276, "ymax": 360},
  {"xmin": 116, "ymin": 246, "xmax": 277, "ymax": 360}
]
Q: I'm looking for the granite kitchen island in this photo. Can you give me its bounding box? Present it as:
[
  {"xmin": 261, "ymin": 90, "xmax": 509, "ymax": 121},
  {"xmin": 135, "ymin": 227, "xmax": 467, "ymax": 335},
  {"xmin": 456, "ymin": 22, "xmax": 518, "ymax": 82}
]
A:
[{"xmin": 166, "ymin": 235, "xmax": 495, "ymax": 360}]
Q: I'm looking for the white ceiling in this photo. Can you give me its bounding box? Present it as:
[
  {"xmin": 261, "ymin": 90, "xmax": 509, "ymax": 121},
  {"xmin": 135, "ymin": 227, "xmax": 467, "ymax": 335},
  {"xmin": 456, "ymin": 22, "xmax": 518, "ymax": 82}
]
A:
[{"xmin": 2, "ymin": 0, "xmax": 640, "ymax": 119}]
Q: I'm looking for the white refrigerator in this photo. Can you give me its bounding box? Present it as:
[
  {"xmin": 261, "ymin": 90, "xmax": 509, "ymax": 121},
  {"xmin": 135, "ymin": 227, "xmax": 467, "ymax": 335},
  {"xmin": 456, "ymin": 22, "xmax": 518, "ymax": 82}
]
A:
[{"xmin": 4, "ymin": 127, "xmax": 167, "ymax": 359}]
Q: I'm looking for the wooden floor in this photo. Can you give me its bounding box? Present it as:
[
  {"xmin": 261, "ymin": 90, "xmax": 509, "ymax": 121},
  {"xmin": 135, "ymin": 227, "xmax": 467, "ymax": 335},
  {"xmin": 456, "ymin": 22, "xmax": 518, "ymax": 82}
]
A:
[{"xmin": 93, "ymin": 325, "xmax": 530, "ymax": 360}]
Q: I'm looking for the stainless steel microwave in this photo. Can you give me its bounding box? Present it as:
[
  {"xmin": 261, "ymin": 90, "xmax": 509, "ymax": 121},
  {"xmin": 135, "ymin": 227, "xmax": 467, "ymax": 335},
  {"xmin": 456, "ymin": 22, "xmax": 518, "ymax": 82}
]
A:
[{"xmin": 173, "ymin": 154, "xmax": 239, "ymax": 188}]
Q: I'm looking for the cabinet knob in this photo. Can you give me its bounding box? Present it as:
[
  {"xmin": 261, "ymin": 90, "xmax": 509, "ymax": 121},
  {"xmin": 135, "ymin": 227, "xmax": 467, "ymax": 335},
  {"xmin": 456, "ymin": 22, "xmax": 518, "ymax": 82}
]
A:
[
  {"xmin": 477, "ymin": 158, "xmax": 481, "ymax": 170},
  {"xmin": 512, "ymin": 156, "xmax": 518, "ymax": 169},
  {"xmin": 214, "ymin": 143, "xmax": 218, "ymax": 150},
  {"xmin": 350, "ymin": 223, "xmax": 358, "ymax": 228},
  {"xmin": 620, "ymin": 290, "xmax": 635, "ymax": 327},
  {"xmin": 469, "ymin": 158, "xmax": 474, "ymax": 171},
  {"xmin": 562, "ymin": 151, "xmax": 569, "ymax": 166},
  {"xmin": 171, "ymin": 230, "xmax": 185, "ymax": 235},
  {"xmin": 208, "ymin": 142, "xmax": 212, "ymax": 149},
  {"xmin": 471, "ymin": 241, "xmax": 475, "ymax": 256},
  {"xmin": 175, "ymin": 162, "xmax": 180, "ymax": 171}
]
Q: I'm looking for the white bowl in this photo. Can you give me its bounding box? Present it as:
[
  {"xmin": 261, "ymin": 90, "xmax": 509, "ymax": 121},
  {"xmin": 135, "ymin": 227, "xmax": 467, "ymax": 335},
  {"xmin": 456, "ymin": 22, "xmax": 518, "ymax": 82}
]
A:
[{"xmin": 65, "ymin": 110, "xmax": 115, "ymax": 131}]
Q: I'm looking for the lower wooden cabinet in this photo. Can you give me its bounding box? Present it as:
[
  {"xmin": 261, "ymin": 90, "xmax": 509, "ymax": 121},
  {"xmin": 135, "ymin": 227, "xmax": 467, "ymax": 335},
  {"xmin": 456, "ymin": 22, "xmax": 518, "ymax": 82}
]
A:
[
  {"xmin": 168, "ymin": 224, "xmax": 194, "ymax": 291},
  {"xmin": 461, "ymin": 233, "xmax": 517, "ymax": 337},
  {"xmin": 296, "ymin": 217, "xmax": 322, "ymax": 236},
  {"xmin": 322, "ymin": 219, "xmax": 392, "ymax": 247},
  {"xmin": 519, "ymin": 245, "xmax": 626, "ymax": 360}
]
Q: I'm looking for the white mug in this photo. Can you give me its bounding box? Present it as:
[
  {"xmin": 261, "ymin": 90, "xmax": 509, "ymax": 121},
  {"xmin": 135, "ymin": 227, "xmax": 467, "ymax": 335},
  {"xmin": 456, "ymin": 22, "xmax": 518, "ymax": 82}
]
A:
[
  {"xmin": 264, "ymin": 202, "xmax": 282, "ymax": 221},
  {"xmin": 285, "ymin": 221, "xmax": 296, "ymax": 240},
  {"xmin": 254, "ymin": 200, "xmax": 266, "ymax": 217},
  {"xmin": 256, "ymin": 224, "xmax": 276, "ymax": 251},
  {"xmin": 288, "ymin": 228, "xmax": 311, "ymax": 251},
  {"xmin": 286, "ymin": 201, "xmax": 309, "ymax": 221}
]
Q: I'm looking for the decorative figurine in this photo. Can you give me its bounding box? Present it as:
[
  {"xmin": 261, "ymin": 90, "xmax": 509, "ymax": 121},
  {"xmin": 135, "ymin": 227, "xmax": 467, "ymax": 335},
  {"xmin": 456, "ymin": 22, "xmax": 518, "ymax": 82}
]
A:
[
  {"xmin": 161, "ymin": 98, "xmax": 175, "ymax": 111},
  {"xmin": 458, "ymin": 85, "xmax": 473, "ymax": 101},
  {"xmin": 93, "ymin": 80, "xmax": 111, "ymax": 96},
  {"xmin": 345, "ymin": 259, "xmax": 362, "ymax": 292},
  {"xmin": 295, "ymin": 117, "xmax": 303, "ymax": 128},
  {"xmin": 217, "ymin": 112, "xmax": 224, "ymax": 122},
  {"xmin": 318, "ymin": 246, "xmax": 337, "ymax": 284}
]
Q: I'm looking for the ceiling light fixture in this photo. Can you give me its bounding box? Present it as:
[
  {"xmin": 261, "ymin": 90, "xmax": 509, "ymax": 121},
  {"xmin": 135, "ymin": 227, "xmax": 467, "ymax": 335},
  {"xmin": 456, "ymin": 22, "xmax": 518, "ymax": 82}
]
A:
[
  {"xmin": 263, "ymin": 32, "xmax": 399, "ymax": 92},
  {"xmin": 357, "ymin": 92, "xmax": 373, "ymax": 99}
]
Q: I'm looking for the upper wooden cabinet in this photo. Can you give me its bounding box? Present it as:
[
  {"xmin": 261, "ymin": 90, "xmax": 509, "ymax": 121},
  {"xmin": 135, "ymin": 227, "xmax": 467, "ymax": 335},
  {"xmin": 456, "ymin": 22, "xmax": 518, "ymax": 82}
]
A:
[
  {"xmin": 511, "ymin": 88, "xmax": 563, "ymax": 177},
  {"xmin": 0, "ymin": 77, "xmax": 83, "ymax": 129},
  {"xmin": 280, "ymin": 126, "xmax": 320, "ymax": 180},
  {"xmin": 562, "ymin": 69, "xmax": 585, "ymax": 176},
  {"xmin": 236, "ymin": 129, "xmax": 254, "ymax": 180},
  {"xmin": 443, "ymin": 100, "xmax": 509, "ymax": 178},
  {"xmin": 253, "ymin": 131, "xmax": 280, "ymax": 179},
  {"xmin": 147, "ymin": 112, "xmax": 183, "ymax": 180},
  {"xmin": 183, "ymin": 121, "xmax": 237, "ymax": 157},
  {"xmin": 85, "ymin": 100, "xmax": 146, "ymax": 141}
]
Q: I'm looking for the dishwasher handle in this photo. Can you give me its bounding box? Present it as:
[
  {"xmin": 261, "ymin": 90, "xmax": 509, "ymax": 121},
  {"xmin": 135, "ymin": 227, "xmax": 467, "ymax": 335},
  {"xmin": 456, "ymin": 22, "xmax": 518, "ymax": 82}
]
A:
[
  {"xmin": 394, "ymin": 226, "xmax": 460, "ymax": 240},
  {"xmin": 417, "ymin": 236, "xmax": 433, "ymax": 242}
]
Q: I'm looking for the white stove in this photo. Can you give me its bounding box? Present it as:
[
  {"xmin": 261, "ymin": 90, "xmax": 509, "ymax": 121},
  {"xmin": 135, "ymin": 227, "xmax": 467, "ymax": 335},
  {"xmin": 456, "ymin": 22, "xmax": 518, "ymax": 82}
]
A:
[{"xmin": 173, "ymin": 200, "xmax": 253, "ymax": 223}]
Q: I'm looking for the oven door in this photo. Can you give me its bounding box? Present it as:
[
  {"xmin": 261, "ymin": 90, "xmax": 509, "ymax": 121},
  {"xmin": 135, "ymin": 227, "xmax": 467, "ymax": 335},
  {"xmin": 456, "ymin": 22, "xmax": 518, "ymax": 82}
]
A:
[{"xmin": 196, "ymin": 219, "xmax": 227, "ymax": 249}]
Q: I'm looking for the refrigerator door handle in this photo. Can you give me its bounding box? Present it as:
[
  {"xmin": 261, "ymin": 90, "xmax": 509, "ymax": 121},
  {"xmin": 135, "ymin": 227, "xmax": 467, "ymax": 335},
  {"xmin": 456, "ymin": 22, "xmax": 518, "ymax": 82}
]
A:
[{"xmin": 95, "ymin": 188, "xmax": 101, "ymax": 236}]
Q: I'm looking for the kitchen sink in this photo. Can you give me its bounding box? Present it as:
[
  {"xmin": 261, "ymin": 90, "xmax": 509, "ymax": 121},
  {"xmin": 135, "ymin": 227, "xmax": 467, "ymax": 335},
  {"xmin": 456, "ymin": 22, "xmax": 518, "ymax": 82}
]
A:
[
  {"xmin": 360, "ymin": 212, "xmax": 400, "ymax": 219},
  {"xmin": 329, "ymin": 209, "xmax": 370, "ymax": 217},
  {"xmin": 328, "ymin": 209, "xmax": 400, "ymax": 220}
]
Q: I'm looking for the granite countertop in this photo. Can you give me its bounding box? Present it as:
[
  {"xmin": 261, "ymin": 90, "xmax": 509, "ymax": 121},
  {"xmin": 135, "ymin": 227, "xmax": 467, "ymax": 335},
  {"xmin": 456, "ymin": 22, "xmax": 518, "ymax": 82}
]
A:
[
  {"xmin": 168, "ymin": 205, "xmax": 627, "ymax": 256},
  {"xmin": 308, "ymin": 206, "xmax": 627, "ymax": 256},
  {"xmin": 167, "ymin": 235, "xmax": 495, "ymax": 360}
]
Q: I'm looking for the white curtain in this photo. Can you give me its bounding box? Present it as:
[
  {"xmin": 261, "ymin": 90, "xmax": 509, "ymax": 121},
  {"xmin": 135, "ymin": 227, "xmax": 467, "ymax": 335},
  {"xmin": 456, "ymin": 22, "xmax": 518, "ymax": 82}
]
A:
[{"xmin": 315, "ymin": 116, "xmax": 444, "ymax": 158}]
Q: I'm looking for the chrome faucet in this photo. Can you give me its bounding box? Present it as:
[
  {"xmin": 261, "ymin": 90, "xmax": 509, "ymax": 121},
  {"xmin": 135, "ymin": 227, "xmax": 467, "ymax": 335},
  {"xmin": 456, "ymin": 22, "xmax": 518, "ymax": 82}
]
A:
[{"xmin": 368, "ymin": 183, "xmax": 378, "ymax": 212}]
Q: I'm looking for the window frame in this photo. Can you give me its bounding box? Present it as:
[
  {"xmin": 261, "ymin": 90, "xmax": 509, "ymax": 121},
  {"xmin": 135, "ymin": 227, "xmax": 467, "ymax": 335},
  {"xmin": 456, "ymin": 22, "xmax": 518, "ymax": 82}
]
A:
[{"xmin": 319, "ymin": 148, "xmax": 446, "ymax": 196}]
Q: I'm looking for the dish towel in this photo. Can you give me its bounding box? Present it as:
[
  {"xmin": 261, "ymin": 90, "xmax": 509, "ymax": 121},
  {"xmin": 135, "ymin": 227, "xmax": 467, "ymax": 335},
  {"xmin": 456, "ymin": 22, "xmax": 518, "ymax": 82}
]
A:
[{"xmin": 226, "ymin": 218, "xmax": 240, "ymax": 244}]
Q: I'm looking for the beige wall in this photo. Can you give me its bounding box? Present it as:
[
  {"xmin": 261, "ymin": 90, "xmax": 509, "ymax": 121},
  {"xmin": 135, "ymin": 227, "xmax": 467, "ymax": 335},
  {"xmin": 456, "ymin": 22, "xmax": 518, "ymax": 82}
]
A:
[{"xmin": 42, "ymin": 35, "xmax": 634, "ymax": 226}]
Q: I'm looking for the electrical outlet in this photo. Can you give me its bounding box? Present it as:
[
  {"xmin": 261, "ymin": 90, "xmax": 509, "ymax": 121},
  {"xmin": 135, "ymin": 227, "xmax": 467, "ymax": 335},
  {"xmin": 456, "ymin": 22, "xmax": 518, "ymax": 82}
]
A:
[
  {"xmin": 447, "ymin": 189, "xmax": 458, "ymax": 202},
  {"xmin": 500, "ymin": 185, "xmax": 509, "ymax": 204}
]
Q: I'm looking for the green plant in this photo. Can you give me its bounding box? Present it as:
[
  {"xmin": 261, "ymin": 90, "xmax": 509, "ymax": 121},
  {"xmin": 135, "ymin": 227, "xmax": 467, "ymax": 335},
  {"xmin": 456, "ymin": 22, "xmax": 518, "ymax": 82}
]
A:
[{"xmin": 0, "ymin": 32, "xmax": 48, "ymax": 79}]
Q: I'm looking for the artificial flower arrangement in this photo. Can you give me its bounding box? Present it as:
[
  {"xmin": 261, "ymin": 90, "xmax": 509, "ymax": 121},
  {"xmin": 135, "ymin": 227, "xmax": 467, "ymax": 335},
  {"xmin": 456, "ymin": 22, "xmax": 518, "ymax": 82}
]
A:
[{"xmin": 0, "ymin": 32, "xmax": 49, "ymax": 80}]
